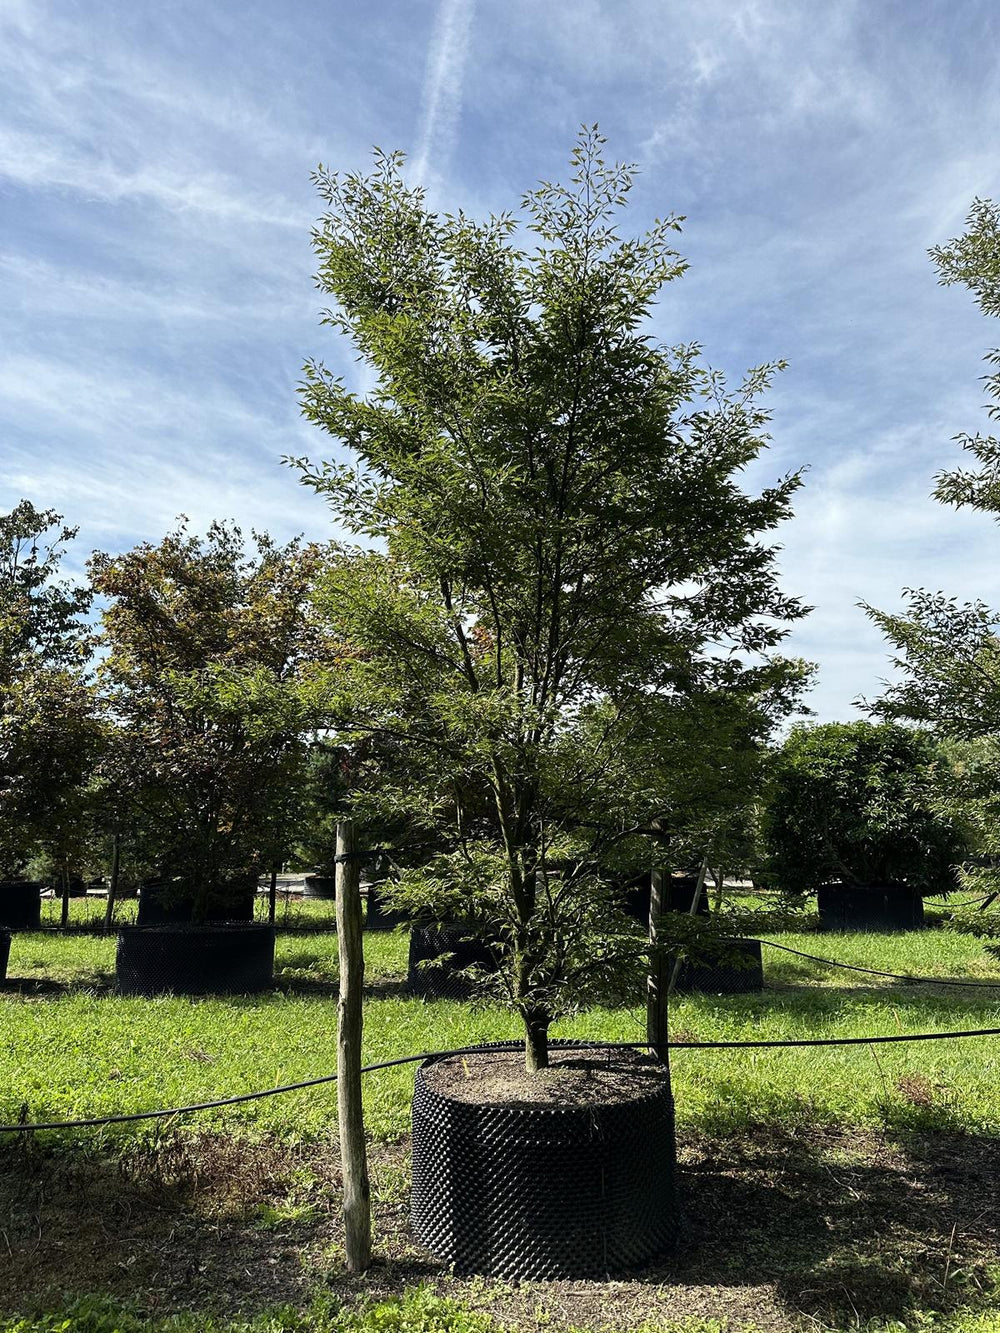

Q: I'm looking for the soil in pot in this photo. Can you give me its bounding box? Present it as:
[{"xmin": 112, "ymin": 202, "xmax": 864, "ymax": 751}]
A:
[
  {"xmin": 411, "ymin": 1043, "xmax": 679, "ymax": 1279},
  {"xmin": 0, "ymin": 928, "xmax": 10, "ymax": 982},
  {"xmin": 116, "ymin": 923, "xmax": 275, "ymax": 997},
  {"xmin": 0, "ymin": 880, "xmax": 42, "ymax": 931},
  {"xmin": 407, "ymin": 922, "xmax": 502, "ymax": 999},
  {"xmin": 817, "ymin": 883, "xmax": 925, "ymax": 932}
]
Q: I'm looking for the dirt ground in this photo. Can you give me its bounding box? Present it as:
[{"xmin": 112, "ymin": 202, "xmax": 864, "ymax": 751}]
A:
[{"xmin": 0, "ymin": 1123, "xmax": 997, "ymax": 1331}]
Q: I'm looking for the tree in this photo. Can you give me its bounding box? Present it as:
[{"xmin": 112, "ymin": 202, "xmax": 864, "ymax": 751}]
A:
[
  {"xmin": 0, "ymin": 502, "xmax": 99, "ymax": 880},
  {"xmin": 865, "ymin": 199, "xmax": 1000, "ymax": 895},
  {"xmin": 89, "ymin": 521, "xmax": 327, "ymax": 917},
  {"xmin": 295, "ymin": 130, "xmax": 809, "ymax": 1070},
  {"xmin": 759, "ymin": 721, "xmax": 965, "ymax": 897}
]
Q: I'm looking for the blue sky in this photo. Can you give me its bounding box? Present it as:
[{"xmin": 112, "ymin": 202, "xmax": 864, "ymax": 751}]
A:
[{"xmin": 2, "ymin": 0, "xmax": 999, "ymax": 721}]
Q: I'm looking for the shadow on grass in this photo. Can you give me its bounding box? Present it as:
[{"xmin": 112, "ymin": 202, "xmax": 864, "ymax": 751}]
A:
[
  {"xmin": 0, "ymin": 1123, "xmax": 996, "ymax": 1330},
  {"xmin": 1, "ymin": 973, "xmax": 115, "ymax": 997},
  {"xmin": 669, "ymin": 1124, "xmax": 998, "ymax": 1326}
]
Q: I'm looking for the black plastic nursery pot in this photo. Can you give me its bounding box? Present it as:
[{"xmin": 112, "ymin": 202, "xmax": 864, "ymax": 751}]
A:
[
  {"xmin": 365, "ymin": 881, "xmax": 410, "ymax": 931},
  {"xmin": 136, "ymin": 881, "xmax": 256, "ymax": 925},
  {"xmin": 302, "ymin": 874, "xmax": 337, "ymax": 900},
  {"xmin": 622, "ymin": 872, "xmax": 710, "ymax": 924},
  {"xmin": 0, "ymin": 928, "xmax": 10, "ymax": 982},
  {"xmin": 817, "ymin": 883, "xmax": 925, "ymax": 932},
  {"xmin": 672, "ymin": 937, "xmax": 764, "ymax": 994},
  {"xmin": 115, "ymin": 923, "xmax": 276, "ymax": 997},
  {"xmin": 411, "ymin": 1041, "xmax": 679, "ymax": 1279},
  {"xmin": 407, "ymin": 922, "xmax": 502, "ymax": 1000},
  {"xmin": 0, "ymin": 880, "xmax": 42, "ymax": 930}
]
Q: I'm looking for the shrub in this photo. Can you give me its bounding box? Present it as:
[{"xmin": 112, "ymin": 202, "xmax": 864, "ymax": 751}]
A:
[{"xmin": 760, "ymin": 720, "xmax": 966, "ymax": 897}]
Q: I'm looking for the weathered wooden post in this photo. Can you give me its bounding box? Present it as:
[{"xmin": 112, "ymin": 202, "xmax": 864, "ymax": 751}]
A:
[{"xmin": 335, "ymin": 818, "xmax": 371, "ymax": 1272}]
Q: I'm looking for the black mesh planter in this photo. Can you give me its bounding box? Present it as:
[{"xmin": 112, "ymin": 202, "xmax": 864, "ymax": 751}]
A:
[
  {"xmin": 622, "ymin": 873, "xmax": 710, "ymax": 924},
  {"xmin": 407, "ymin": 923, "xmax": 501, "ymax": 1000},
  {"xmin": 673, "ymin": 937, "xmax": 764, "ymax": 994},
  {"xmin": 817, "ymin": 884, "xmax": 925, "ymax": 932},
  {"xmin": 0, "ymin": 929, "xmax": 10, "ymax": 982},
  {"xmin": 136, "ymin": 882, "xmax": 256, "ymax": 925},
  {"xmin": 365, "ymin": 881, "xmax": 410, "ymax": 931},
  {"xmin": 116, "ymin": 923, "xmax": 275, "ymax": 997},
  {"xmin": 302, "ymin": 874, "xmax": 337, "ymax": 900},
  {"xmin": 0, "ymin": 880, "xmax": 42, "ymax": 931},
  {"xmin": 411, "ymin": 1042, "xmax": 679, "ymax": 1278}
]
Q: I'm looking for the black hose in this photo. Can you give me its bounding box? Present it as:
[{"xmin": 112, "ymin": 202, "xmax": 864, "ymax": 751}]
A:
[
  {"xmin": 758, "ymin": 939, "xmax": 1000, "ymax": 988},
  {"xmin": 4, "ymin": 1027, "xmax": 1000, "ymax": 1134}
]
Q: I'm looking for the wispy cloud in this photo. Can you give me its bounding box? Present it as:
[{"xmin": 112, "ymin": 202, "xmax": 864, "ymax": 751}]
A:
[{"xmin": 412, "ymin": 0, "xmax": 474, "ymax": 186}]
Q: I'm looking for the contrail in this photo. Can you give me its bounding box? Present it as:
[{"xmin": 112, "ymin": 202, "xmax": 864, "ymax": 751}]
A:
[{"xmin": 412, "ymin": 0, "xmax": 474, "ymax": 185}]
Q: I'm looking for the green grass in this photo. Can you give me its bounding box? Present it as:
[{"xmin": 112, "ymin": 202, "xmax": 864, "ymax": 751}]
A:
[
  {"xmin": 0, "ymin": 1288, "xmax": 501, "ymax": 1333},
  {"xmin": 2, "ymin": 926, "xmax": 1000, "ymax": 1142},
  {"xmin": 35, "ymin": 892, "xmax": 340, "ymax": 931},
  {"xmin": 4, "ymin": 1289, "xmax": 1000, "ymax": 1333}
]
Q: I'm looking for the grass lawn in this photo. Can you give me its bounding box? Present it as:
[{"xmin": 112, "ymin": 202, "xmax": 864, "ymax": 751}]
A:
[{"xmin": 1, "ymin": 924, "xmax": 1000, "ymax": 1332}]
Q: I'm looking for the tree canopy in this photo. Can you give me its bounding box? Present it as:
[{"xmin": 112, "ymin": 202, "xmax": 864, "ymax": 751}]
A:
[
  {"xmin": 295, "ymin": 129, "xmax": 809, "ymax": 1068},
  {"xmin": 89, "ymin": 521, "xmax": 327, "ymax": 914},
  {"xmin": 760, "ymin": 721, "xmax": 965, "ymax": 896},
  {"xmin": 0, "ymin": 502, "xmax": 99, "ymax": 880}
]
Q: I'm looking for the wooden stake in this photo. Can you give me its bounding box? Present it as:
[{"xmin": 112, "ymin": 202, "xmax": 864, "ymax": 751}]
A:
[
  {"xmin": 103, "ymin": 832, "xmax": 121, "ymax": 933},
  {"xmin": 666, "ymin": 856, "xmax": 711, "ymax": 999},
  {"xmin": 335, "ymin": 819, "xmax": 371, "ymax": 1272},
  {"xmin": 268, "ymin": 863, "xmax": 278, "ymax": 926},
  {"xmin": 646, "ymin": 862, "xmax": 670, "ymax": 1067}
]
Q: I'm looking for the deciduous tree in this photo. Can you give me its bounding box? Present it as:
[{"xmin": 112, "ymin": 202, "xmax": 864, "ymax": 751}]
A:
[
  {"xmin": 90, "ymin": 521, "xmax": 326, "ymax": 917},
  {"xmin": 296, "ymin": 130, "xmax": 809, "ymax": 1069}
]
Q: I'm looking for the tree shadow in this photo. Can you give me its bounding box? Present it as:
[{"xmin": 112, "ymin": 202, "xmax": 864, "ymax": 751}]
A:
[
  {"xmin": 651, "ymin": 1125, "xmax": 1000, "ymax": 1326},
  {"xmin": 0, "ymin": 974, "xmax": 114, "ymax": 997},
  {"xmin": 1, "ymin": 1124, "xmax": 997, "ymax": 1329}
]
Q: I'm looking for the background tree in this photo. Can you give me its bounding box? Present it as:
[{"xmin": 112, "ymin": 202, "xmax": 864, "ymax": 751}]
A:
[
  {"xmin": 759, "ymin": 721, "xmax": 966, "ymax": 898},
  {"xmin": 296, "ymin": 131, "xmax": 809, "ymax": 1070},
  {"xmin": 866, "ymin": 199, "xmax": 1000, "ymax": 898},
  {"xmin": 0, "ymin": 501, "xmax": 99, "ymax": 882},
  {"xmin": 89, "ymin": 521, "xmax": 327, "ymax": 918}
]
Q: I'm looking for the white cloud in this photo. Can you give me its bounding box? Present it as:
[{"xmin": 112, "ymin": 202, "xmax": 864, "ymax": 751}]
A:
[
  {"xmin": 412, "ymin": 0, "xmax": 475, "ymax": 187},
  {"xmin": 0, "ymin": 127, "xmax": 304, "ymax": 229}
]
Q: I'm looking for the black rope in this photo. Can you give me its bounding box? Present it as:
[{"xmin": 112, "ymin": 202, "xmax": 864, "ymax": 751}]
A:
[
  {"xmin": 3, "ymin": 1027, "xmax": 1000, "ymax": 1134},
  {"xmin": 759, "ymin": 939, "xmax": 1000, "ymax": 989}
]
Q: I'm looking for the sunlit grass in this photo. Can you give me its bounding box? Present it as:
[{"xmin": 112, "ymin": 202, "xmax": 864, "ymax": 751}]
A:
[{"xmin": 2, "ymin": 927, "xmax": 999, "ymax": 1142}]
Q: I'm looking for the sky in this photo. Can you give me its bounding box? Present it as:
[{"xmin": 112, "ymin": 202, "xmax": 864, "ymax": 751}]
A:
[{"xmin": 2, "ymin": 0, "xmax": 999, "ymax": 722}]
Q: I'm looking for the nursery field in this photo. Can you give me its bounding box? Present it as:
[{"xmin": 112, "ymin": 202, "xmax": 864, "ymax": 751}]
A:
[{"xmin": 2, "ymin": 925, "xmax": 1000, "ymax": 1333}]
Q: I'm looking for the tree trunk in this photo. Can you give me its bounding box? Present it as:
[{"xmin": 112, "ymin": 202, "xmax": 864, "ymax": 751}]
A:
[
  {"xmin": 60, "ymin": 861, "xmax": 70, "ymax": 928},
  {"xmin": 646, "ymin": 864, "xmax": 670, "ymax": 1066},
  {"xmin": 103, "ymin": 833, "xmax": 121, "ymax": 933},
  {"xmin": 335, "ymin": 819, "xmax": 371, "ymax": 1273},
  {"xmin": 267, "ymin": 863, "xmax": 278, "ymax": 926},
  {"xmin": 524, "ymin": 1009, "xmax": 550, "ymax": 1073},
  {"xmin": 712, "ymin": 867, "xmax": 725, "ymax": 912},
  {"xmin": 666, "ymin": 855, "xmax": 711, "ymax": 998}
]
